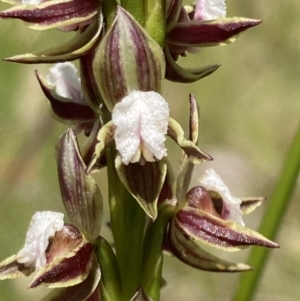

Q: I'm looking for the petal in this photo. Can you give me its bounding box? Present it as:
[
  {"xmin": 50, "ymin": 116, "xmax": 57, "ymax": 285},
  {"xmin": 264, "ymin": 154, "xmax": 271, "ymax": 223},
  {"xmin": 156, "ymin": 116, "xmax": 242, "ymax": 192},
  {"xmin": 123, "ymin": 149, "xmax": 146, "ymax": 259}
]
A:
[
  {"xmin": 45, "ymin": 224, "xmax": 83, "ymax": 263},
  {"xmin": 194, "ymin": 0, "xmax": 226, "ymax": 21},
  {"xmin": 56, "ymin": 129, "xmax": 103, "ymax": 241},
  {"xmin": 86, "ymin": 121, "xmax": 116, "ymax": 174},
  {"xmin": 158, "ymin": 162, "xmax": 176, "ymax": 205},
  {"xmin": 80, "ymin": 51, "xmax": 104, "ymax": 111},
  {"xmin": 167, "ymin": 117, "xmax": 212, "ymax": 163},
  {"xmin": 240, "ymin": 197, "xmax": 266, "ymax": 215},
  {"xmin": 30, "ymin": 225, "xmax": 93, "ymax": 288},
  {"xmin": 165, "ymin": 45, "xmax": 220, "ymax": 83},
  {"xmin": 166, "ymin": 0, "xmax": 183, "ymax": 31},
  {"xmin": 176, "ymin": 95, "xmax": 211, "ymax": 205},
  {"xmin": 167, "ymin": 18, "xmax": 261, "ymax": 47},
  {"xmin": 210, "ymin": 195, "xmax": 266, "ymax": 216},
  {"xmin": 176, "ymin": 157, "xmax": 194, "ymax": 207},
  {"xmin": 5, "ymin": 17, "xmax": 102, "ymax": 63},
  {"xmin": 81, "ymin": 121, "xmax": 107, "ymax": 171},
  {"xmin": 0, "ymin": 0, "xmax": 100, "ymax": 30},
  {"xmin": 39, "ymin": 259, "xmax": 101, "ymax": 301},
  {"xmin": 17, "ymin": 211, "xmax": 64, "ymax": 269},
  {"xmin": 169, "ymin": 220, "xmax": 253, "ymax": 272},
  {"xmin": 36, "ymin": 71, "xmax": 96, "ymax": 125},
  {"xmin": 0, "ymin": 255, "xmax": 34, "ymax": 280},
  {"xmin": 112, "ymin": 91, "xmax": 169, "ymax": 165},
  {"xmin": 175, "ymin": 208, "xmax": 279, "ymax": 251},
  {"xmin": 188, "ymin": 93, "xmax": 199, "ymax": 144},
  {"xmin": 185, "ymin": 186, "xmax": 220, "ymax": 217},
  {"xmin": 93, "ymin": 6, "xmax": 165, "ymax": 110},
  {"xmin": 1, "ymin": 0, "xmax": 20, "ymax": 4},
  {"xmin": 115, "ymin": 156, "xmax": 167, "ymax": 220}
]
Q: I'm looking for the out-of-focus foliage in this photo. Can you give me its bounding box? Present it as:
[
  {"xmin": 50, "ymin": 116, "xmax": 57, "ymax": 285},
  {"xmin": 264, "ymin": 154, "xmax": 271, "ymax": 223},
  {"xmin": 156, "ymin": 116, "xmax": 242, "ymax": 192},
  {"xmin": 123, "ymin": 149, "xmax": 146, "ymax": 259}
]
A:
[{"xmin": 0, "ymin": 1, "xmax": 299, "ymax": 300}]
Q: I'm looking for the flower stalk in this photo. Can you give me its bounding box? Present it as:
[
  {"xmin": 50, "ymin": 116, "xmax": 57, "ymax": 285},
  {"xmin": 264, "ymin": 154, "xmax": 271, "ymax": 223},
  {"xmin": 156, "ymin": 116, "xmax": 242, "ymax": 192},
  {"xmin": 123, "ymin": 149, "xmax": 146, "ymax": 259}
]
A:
[
  {"xmin": 121, "ymin": 0, "xmax": 145, "ymax": 27},
  {"xmin": 106, "ymin": 145, "xmax": 146, "ymax": 300}
]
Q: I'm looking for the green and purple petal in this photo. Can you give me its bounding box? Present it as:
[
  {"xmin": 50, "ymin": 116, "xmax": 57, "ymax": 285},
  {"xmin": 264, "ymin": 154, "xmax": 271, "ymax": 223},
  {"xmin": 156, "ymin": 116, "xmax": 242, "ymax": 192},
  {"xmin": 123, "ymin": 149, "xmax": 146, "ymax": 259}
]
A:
[
  {"xmin": 56, "ymin": 129, "xmax": 103, "ymax": 241},
  {"xmin": 115, "ymin": 156, "xmax": 167, "ymax": 220},
  {"xmin": 40, "ymin": 259, "xmax": 101, "ymax": 301},
  {"xmin": 169, "ymin": 221, "xmax": 252, "ymax": 272},
  {"xmin": 0, "ymin": 255, "xmax": 34, "ymax": 280},
  {"xmin": 166, "ymin": 0, "xmax": 183, "ymax": 31},
  {"xmin": 86, "ymin": 121, "xmax": 116, "ymax": 174},
  {"xmin": 80, "ymin": 51, "xmax": 104, "ymax": 111},
  {"xmin": 167, "ymin": 117, "xmax": 212, "ymax": 164},
  {"xmin": 167, "ymin": 17, "xmax": 261, "ymax": 47},
  {"xmin": 5, "ymin": 18, "xmax": 102, "ymax": 64},
  {"xmin": 0, "ymin": 0, "xmax": 100, "ymax": 30},
  {"xmin": 93, "ymin": 6, "xmax": 165, "ymax": 111},
  {"xmin": 240, "ymin": 197, "xmax": 266, "ymax": 215},
  {"xmin": 165, "ymin": 45, "xmax": 220, "ymax": 83},
  {"xmin": 176, "ymin": 207, "xmax": 279, "ymax": 251}
]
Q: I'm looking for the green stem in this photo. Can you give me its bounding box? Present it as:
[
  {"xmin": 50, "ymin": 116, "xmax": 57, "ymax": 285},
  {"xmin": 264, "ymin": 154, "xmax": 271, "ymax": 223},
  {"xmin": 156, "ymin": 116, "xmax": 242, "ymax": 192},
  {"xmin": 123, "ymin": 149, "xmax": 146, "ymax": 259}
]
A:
[
  {"xmin": 120, "ymin": 0, "xmax": 145, "ymax": 26},
  {"xmin": 144, "ymin": 0, "xmax": 167, "ymax": 47},
  {"xmin": 106, "ymin": 146, "xmax": 145, "ymax": 300},
  {"xmin": 103, "ymin": 0, "xmax": 118, "ymax": 30},
  {"xmin": 141, "ymin": 203, "xmax": 174, "ymax": 300},
  {"xmin": 232, "ymin": 123, "xmax": 300, "ymax": 301}
]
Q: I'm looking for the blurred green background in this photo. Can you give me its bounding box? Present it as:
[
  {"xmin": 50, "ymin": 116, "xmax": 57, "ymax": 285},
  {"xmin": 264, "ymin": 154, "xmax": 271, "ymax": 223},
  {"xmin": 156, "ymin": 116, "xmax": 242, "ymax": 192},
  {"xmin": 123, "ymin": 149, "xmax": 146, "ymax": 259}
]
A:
[{"xmin": 0, "ymin": 1, "xmax": 299, "ymax": 300}]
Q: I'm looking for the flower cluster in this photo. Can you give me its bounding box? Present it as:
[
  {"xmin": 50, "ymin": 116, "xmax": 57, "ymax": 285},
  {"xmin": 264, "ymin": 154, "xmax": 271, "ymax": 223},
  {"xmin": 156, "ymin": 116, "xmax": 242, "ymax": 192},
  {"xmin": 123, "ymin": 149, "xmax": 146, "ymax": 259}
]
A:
[{"xmin": 0, "ymin": 0, "xmax": 277, "ymax": 300}]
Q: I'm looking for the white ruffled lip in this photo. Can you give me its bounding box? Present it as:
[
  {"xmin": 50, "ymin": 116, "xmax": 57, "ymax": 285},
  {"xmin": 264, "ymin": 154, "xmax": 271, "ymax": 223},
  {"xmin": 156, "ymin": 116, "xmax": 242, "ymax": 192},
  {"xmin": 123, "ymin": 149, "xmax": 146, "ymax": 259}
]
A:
[
  {"xmin": 112, "ymin": 91, "xmax": 169, "ymax": 165},
  {"xmin": 198, "ymin": 168, "xmax": 244, "ymax": 226},
  {"xmin": 17, "ymin": 211, "xmax": 64, "ymax": 269},
  {"xmin": 194, "ymin": 0, "xmax": 227, "ymax": 21}
]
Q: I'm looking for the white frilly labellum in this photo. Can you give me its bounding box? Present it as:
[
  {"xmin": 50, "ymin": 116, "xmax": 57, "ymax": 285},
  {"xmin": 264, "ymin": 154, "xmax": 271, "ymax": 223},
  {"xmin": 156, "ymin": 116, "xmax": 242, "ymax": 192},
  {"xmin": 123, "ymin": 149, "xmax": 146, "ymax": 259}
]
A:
[
  {"xmin": 112, "ymin": 91, "xmax": 169, "ymax": 165},
  {"xmin": 46, "ymin": 62, "xmax": 82, "ymax": 102},
  {"xmin": 17, "ymin": 211, "xmax": 64, "ymax": 269},
  {"xmin": 194, "ymin": 0, "xmax": 226, "ymax": 21},
  {"xmin": 198, "ymin": 169, "xmax": 244, "ymax": 226}
]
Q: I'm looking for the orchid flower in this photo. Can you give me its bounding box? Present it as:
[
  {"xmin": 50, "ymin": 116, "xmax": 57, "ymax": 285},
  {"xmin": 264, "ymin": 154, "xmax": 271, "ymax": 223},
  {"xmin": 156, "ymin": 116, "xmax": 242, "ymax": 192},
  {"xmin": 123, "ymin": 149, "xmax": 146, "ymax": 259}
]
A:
[
  {"xmin": 166, "ymin": 168, "xmax": 279, "ymax": 272},
  {"xmin": 36, "ymin": 63, "xmax": 97, "ymax": 130},
  {"xmin": 0, "ymin": 129, "xmax": 103, "ymax": 300},
  {"xmin": 159, "ymin": 96, "xmax": 279, "ymax": 272},
  {"xmin": 0, "ymin": 212, "xmax": 100, "ymax": 300},
  {"xmin": 165, "ymin": 0, "xmax": 261, "ymax": 83}
]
